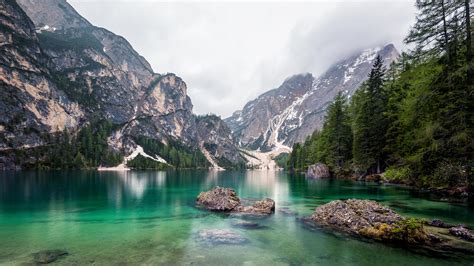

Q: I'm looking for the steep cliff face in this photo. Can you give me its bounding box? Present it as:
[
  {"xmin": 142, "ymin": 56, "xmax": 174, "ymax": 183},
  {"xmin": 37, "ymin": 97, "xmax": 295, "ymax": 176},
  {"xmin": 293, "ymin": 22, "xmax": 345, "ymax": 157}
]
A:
[
  {"xmin": 225, "ymin": 73, "xmax": 313, "ymax": 151},
  {"xmin": 195, "ymin": 115, "xmax": 244, "ymax": 167},
  {"xmin": 110, "ymin": 74, "xmax": 198, "ymax": 152},
  {"xmin": 17, "ymin": 0, "xmax": 155, "ymax": 124},
  {"xmin": 0, "ymin": 0, "xmax": 83, "ymax": 153},
  {"xmin": 226, "ymin": 44, "xmax": 399, "ymax": 151},
  {"xmin": 0, "ymin": 0, "xmax": 242, "ymax": 169}
]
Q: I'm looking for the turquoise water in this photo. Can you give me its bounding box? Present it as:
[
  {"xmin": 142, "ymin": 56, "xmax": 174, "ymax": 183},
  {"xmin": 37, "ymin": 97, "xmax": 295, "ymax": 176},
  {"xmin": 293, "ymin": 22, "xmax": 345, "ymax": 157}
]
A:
[{"xmin": 0, "ymin": 170, "xmax": 473, "ymax": 265}]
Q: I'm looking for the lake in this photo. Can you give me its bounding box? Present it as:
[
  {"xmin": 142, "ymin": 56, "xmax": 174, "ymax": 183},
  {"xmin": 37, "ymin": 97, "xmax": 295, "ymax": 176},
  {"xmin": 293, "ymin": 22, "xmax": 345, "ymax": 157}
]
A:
[{"xmin": 0, "ymin": 170, "xmax": 472, "ymax": 265}]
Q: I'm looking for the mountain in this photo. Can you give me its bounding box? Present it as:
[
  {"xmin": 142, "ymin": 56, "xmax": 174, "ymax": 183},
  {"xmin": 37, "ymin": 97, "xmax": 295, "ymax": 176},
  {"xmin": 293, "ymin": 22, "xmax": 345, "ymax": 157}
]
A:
[
  {"xmin": 0, "ymin": 0, "xmax": 83, "ymax": 152},
  {"xmin": 225, "ymin": 44, "xmax": 399, "ymax": 152},
  {"xmin": 195, "ymin": 115, "xmax": 244, "ymax": 169},
  {"xmin": 0, "ymin": 0, "xmax": 243, "ymax": 169}
]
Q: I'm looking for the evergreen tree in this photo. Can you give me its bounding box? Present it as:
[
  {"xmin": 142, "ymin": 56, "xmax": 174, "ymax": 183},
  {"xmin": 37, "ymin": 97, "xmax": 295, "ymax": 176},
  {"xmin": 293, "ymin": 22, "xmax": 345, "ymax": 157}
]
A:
[
  {"xmin": 73, "ymin": 152, "xmax": 86, "ymax": 168},
  {"xmin": 405, "ymin": 0, "xmax": 465, "ymax": 62},
  {"xmin": 352, "ymin": 55, "xmax": 387, "ymax": 174},
  {"xmin": 320, "ymin": 92, "xmax": 352, "ymax": 174}
]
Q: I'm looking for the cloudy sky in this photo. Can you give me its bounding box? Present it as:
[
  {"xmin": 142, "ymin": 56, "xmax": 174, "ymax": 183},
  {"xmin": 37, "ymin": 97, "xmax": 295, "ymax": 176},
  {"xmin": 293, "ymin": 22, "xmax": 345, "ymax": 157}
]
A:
[{"xmin": 68, "ymin": 0, "xmax": 416, "ymax": 117}]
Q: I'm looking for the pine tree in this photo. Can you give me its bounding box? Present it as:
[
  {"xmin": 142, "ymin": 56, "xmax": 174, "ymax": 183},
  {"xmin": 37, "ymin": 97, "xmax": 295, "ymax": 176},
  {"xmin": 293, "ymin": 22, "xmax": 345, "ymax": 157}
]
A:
[
  {"xmin": 73, "ymin": 152, "xmax": 86, "ymax": 168},
  {"xmin": 464, "ymin": 0, "xmax": 472, "ymax": 79},
  {"xmin": 405, "ymin": 0, "xmax": 464, "ymax": 62},
  {"xmin": 320, "ymin": 92, "xmax": 352, "ymax": 174},
  {"xmin": 351, "ymin": 85, "xmax": 372, "ymax": 174},
  {"xmin": 352, "ymin": 55, "xmax": 387, "ymax": 175}
]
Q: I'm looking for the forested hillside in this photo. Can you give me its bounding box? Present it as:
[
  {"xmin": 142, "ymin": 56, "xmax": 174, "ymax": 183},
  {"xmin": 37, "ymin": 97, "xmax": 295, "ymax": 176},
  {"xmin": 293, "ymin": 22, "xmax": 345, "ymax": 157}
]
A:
[{"xmin": 288, "ymin": 0, "xmax": 473, "ymax": 190}]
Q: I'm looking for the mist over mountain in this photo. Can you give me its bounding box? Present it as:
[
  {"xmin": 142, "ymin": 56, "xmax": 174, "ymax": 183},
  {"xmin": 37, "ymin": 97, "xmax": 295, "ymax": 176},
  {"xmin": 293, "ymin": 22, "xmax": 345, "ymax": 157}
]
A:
[
  {"xmin": 0, "ymin": 0, "xmax": 399, "ymax": 170},
  {"xmin": 225, "ymin": 44, "xmax": 399, "ymax": 152}
]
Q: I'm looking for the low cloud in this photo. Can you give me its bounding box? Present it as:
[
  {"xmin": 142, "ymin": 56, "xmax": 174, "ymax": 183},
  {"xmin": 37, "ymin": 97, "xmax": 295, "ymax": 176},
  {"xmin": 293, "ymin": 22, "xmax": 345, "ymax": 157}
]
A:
[{"xmin": 69, "ymin": 0, "xmax": 416, "ymax": 117}]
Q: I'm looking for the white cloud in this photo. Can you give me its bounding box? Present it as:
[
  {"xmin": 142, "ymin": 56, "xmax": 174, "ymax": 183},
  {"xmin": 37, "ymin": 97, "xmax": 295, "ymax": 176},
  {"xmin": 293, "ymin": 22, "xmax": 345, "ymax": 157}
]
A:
[{"xmin": 68, "ymin": 0, "xmax": 416, "ymax": 117}]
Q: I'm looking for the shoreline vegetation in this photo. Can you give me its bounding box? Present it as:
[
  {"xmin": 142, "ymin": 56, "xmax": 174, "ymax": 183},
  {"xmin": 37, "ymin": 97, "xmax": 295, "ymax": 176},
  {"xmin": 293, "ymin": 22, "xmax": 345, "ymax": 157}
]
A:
[{"xmin": 285, "ymin": 1, "xmax": 473, "ymax": 199}]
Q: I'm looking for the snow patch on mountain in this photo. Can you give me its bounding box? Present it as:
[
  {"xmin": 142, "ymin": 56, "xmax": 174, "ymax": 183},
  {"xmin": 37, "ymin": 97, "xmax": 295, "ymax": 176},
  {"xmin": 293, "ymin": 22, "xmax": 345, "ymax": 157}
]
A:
[
  {"xmin": 125, "ymin": 145, "xmax": 167, "ymax": 164},
  {"xmin": 226, "ymin": 44, "xmax": 399, "ymax": 153},
  {"xmin": 263, "ymin": 88, "xmax": 314, "ymax": 150},
  {"xmin": 98, "ymin": 145, "xmax": 167, "ymax": 171}
]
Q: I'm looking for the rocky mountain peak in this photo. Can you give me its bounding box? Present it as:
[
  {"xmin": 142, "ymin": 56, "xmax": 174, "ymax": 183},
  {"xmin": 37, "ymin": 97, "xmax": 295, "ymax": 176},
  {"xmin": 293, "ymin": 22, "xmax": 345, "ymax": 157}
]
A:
[
  {"xmin": 226, "ymin": 44, "xmax": 399, "ymax": 152},
  {"xmin": 0, "ymin": 0, "xmax": 244, "ymax": 169},
  {"xmin": 225, "ymin": 72, "xmax": 313, "ymax": 150},
  {"xmin": 17, "ymin": 0, "xmax": 91, "ymax": 30}
]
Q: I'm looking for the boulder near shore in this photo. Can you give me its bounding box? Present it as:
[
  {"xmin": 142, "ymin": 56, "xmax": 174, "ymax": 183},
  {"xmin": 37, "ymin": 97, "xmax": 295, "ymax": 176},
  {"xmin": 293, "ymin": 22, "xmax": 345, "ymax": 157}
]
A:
[
  {"xmin": 32, "ymin": 250, "xmax": 69, "ymax": 264},
  {"xmin": 196, "ymin": 187, "xmax": 275, "ymax": 215},
  {"xmin": 304, "ymin": 199, "xmax": 474, "ymax": 257},
  {"xmin": 306, "ymin": 163, "xmax": 330, "ymax": 179}
]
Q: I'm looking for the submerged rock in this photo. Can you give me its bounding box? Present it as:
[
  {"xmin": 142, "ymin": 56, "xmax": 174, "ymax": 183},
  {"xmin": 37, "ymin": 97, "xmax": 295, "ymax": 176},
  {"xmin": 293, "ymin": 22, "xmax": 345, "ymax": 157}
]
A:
[
  {"xmin": 306, "ymin": 163, "xmax": 330, "ymax": 179},
  {"xmin": 196, "ymin": 187, "xmax": 275, "ymax": 215},
  {"xmin": 449, "ymin": 225, "xmax": 474, "ymax": 242},
  {"xmin": 231, "ymin": 220, "xmax": 265, "ymax": 229},
  {"xmin": 427, "ymin": 219, "xmax": 453, "ymax": 228},
  {"xmin": 278, "ymin": 207, "xmax": 298, "ymax": 217},
  {"xmin": 32, "ymin": 249, "xmax": 68, "ymax": 264},
  {"xmin": 234, "ymin": 198, "xmax": 275, "ymax": 215},
  {"xmin": 197, "ymin": 229, "xmax": 248, "ymax": 245},
  {"xmin": 196, "ymin": 187, "xmax": 241, "ymax": 211}
]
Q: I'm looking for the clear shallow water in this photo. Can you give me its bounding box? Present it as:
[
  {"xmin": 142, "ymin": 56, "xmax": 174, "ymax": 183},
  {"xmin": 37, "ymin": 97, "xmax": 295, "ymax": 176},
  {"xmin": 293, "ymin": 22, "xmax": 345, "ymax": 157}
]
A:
[{"xmin": 0, "ymin": 170, "xmax": 473, "ymax": 265}]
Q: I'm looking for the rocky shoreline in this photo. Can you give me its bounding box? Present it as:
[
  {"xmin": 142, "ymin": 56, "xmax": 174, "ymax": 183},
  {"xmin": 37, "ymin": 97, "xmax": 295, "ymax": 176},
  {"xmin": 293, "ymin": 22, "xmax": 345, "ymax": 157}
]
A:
[
  {"xmin": 304, "ymin": 163, "xmax": 472, "ymax": 202},
  {"xmin": 302, "ymin": 199, "xmax": 474, "ymax": 257}
]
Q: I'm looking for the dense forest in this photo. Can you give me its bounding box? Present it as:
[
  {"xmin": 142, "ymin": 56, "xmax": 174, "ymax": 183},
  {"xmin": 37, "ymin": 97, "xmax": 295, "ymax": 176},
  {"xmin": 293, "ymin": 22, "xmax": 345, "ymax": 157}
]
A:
[
  {"xmin": 287, "ymin": 0, "xmax": 473, "ymax": 190},
  {"xmin": 13, "ymin": 119, "xmax": 212, "ymax": 170},
  {"xmin": 14, "ymin": 119, "xmax": 123, "ymax": 169},
  {"xmin": 133, "ymin": 136, "xmax": 210, "ymax": 169}
]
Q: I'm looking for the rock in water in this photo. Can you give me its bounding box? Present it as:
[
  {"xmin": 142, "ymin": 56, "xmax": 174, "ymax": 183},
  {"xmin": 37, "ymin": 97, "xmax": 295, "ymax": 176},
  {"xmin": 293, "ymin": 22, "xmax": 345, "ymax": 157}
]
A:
[
  {"xmin": 449, "ymin": 226, "xmax": 474, "ymax": 242},
  {"xmin": 427, "ymin": 219, "xmax": 452, "ymax": 228},
  {"xmin": 306, "ymin": 163, "xmax": 330, "ymax": 179},
  {"xmin": 196, "ymin": 186, "xmax": 241, "ymax": 211},
  {"xmin": 278, "ymin": 207, "xmax": 298, "ymax": 216},
  {"xmin": 197, "ymin": 229, "xmax": 248, "ymax": 245},
  {"xmin": 196, "ymin": 187, "xmax": 275, "ymax": 215},
  {"xmin": 310, "ymin": 199, "xmax": 403, "ymax": 230},
  {"xmin": 308, "ymin": 199, "xmax": 428, "ymax": 244},
  {"xmin": 235, "ymin": 198, "xmax": 275, "ymax": 215},
  {"xmin": 305, "ymin": 199, "xmax": 474, "ymax": 257},
  {"xmin": 32, "ymin": 250, "xmax": 68, "ymax": 264}
]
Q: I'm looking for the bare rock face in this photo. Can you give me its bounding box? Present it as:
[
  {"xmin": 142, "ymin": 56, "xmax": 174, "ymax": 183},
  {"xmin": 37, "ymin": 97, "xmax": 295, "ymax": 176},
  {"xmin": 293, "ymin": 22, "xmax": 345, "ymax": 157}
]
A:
[
  {"xmin": 196, "ymin": 187, "xmax": 275, "ymax": 215},
  {"xmin": 0, "ymin": 0, "xmax": 84, "ymax": 158},
  {"xmin": 195, "ymin": 115, "xmax": 245, "ymax": 166},
  {"xmin": 225, "ymin": 73, "xmax": 313, "ymax": 151},
  {"xmin": 196, "ymin": 187, "xmax": 241, "ymax": 211},
  {"xmin": 1, "ymin": 0, "xmax": 243, "ymax": 169},
  {"xmin": 17, "ymin": 0, "xmax": 155, "ymax": 124},
  {"xmin": 307, "ymin": 163, "xmax": 330, "ymax": 179}
]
